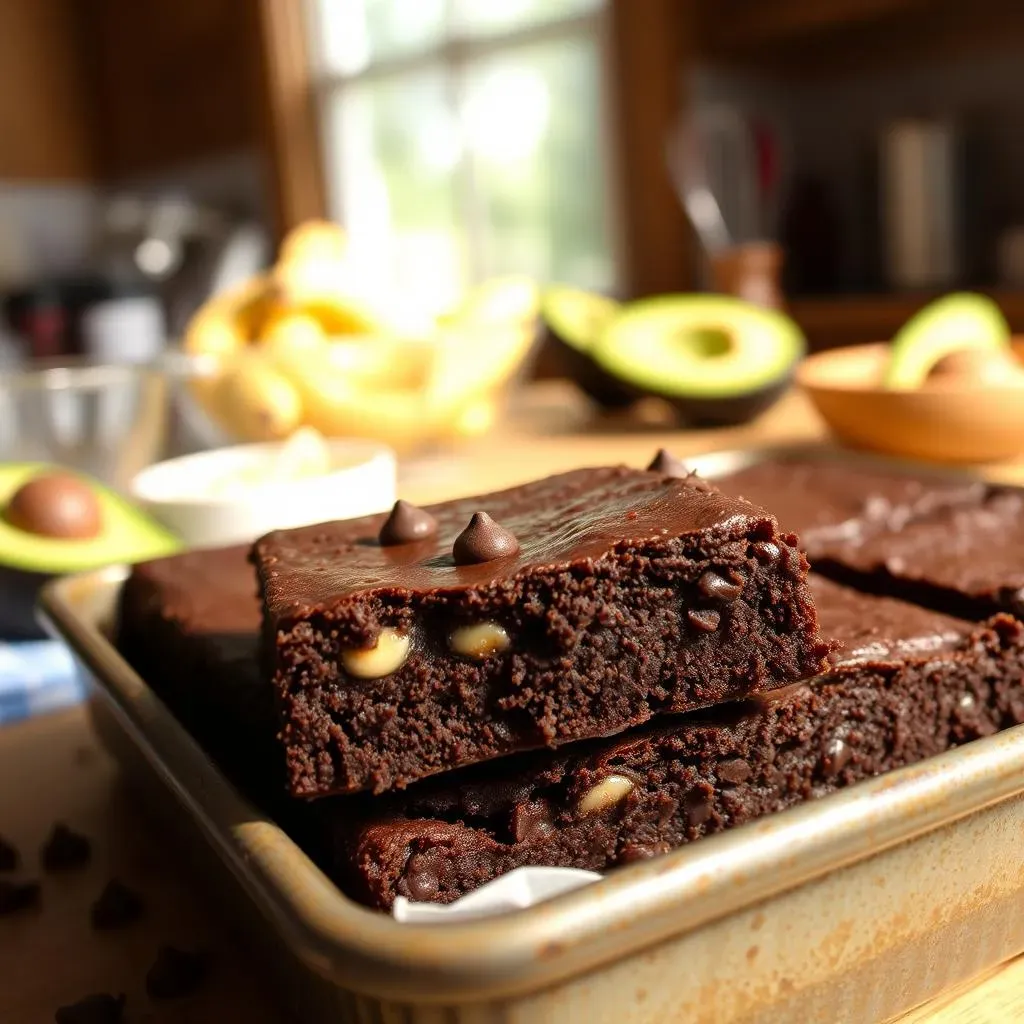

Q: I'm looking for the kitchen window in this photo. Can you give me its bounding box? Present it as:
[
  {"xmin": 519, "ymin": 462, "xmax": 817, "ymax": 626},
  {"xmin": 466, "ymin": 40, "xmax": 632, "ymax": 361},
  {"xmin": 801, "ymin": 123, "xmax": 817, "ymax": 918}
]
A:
[{"xmin": 305, "ymin": 0, "xmax": 619, "ymax": 316}]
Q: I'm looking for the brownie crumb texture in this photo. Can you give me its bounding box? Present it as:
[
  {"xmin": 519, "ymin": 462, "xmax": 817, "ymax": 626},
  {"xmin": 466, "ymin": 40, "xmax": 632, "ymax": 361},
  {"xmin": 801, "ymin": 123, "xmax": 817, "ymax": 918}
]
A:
[
  {"xmin": 90, "ymin": 879, "xmax": 145, "ymax": 931},
  {"xmin": 41, "ymin": 823, "xmax": 91, "ymax": 872},
  {"xmin": 0, "ymin": 834, "xmax": 18, "ymax": 872},
  {"xmin": 0, "ymin": 879, "xmax": 41, "ymax": 915},
  {"xmin": 146, "ymin": 945, "xmax": 209, "ymax": 1000},
  {"xmin": 54, "ymin": 993, "xmax": 126, "ymax": 1024}
]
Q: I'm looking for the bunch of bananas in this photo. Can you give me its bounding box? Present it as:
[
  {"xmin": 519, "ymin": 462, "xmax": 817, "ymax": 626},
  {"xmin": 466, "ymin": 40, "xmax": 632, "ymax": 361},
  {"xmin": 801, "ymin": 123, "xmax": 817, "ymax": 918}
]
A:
[{"xmin": 183, "ymin": 222, "xmax": 539, "ymax": 451}]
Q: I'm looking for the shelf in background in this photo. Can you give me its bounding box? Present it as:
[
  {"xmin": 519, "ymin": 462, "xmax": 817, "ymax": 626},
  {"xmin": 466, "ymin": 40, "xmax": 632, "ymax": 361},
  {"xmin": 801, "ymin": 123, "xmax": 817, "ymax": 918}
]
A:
[
  {"xmin": 699, "ymin": 0, "xmax": 1024, "ymax": 78},
  {"xmin": 789, "ymin": 290, "xmax": 1024, "ymax": 351}
]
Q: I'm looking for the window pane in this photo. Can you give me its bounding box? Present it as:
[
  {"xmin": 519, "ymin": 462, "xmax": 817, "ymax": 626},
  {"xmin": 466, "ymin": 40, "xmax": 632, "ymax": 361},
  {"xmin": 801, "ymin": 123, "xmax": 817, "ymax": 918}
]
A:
[
  {"xmin": 323, "ymin": 70, "xmax": 467, "ymax": 317},
  {"xmin": 462, "ymin": 34, "xmax": 615, "ymax": 291},
  {"xmin": 312, "ymin": 0, "xmax": 446, "ymax": 75},
  {"xmin": 451, "ymin": 0, "xmax": 602, "ymax": 39}
]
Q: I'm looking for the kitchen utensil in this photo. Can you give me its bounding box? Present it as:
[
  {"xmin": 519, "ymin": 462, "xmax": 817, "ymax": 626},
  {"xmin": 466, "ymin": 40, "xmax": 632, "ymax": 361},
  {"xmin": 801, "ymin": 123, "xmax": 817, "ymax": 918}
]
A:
[{"xmin": 665, "ymin": 114, "xmax": 732, "ymax": 255}]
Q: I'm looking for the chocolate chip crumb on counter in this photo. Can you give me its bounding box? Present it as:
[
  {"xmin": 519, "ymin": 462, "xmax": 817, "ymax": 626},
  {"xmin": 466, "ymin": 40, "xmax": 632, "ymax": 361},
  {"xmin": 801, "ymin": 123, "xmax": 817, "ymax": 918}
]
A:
[
  {"xmin": 0, "ymin": 834, "xmax": 19, "ymax": 872},
  {"xmin": 41, "ymin": 823, "xmax": 91, "ymax": 872},
  {"xmin": 0, "ymin": 878, "xmax": 41, "ymax": 915},
  {"xmin": 54, "ymin": 993, "xmax": 126, "ymax": 1024},
  {"xmin": 252, "ymin": 465, "xmax": 830, "ymax": 796},
  {"xmin": 145, "ymin": 944, "xmax": 209, "ymax": 1000},
  {"xmin": 90, "ymin": 880, "xmax": 144, "ymax": 931}
]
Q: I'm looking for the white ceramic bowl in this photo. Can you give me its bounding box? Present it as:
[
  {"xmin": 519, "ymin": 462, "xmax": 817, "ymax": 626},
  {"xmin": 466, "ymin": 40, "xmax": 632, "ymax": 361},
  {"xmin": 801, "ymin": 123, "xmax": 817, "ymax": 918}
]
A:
[{"xmin": 130, "ymin": 438, "xmax": 397, "ymax": 549}]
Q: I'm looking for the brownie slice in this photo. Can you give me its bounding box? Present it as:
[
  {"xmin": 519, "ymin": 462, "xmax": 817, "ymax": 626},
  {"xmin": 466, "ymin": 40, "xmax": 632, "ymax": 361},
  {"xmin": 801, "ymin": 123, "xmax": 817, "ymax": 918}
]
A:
[
  {"xmin": 252, "ymin": 466, "xmax": 831, "ymax": 797},
  {"xmin": 715, "ymin": 457, "xmax": 985, "ymax": 559},
  {"xmin": 331, "ymin": 576, "xmax": 1024, "ymax": 908},
  {"xmin": 810, "ymin": 487, "xmax": 1024, "ymax": 621},
  {"xmin": 117, "ymin": 545, "xmax": 279, "ymax": 797}
]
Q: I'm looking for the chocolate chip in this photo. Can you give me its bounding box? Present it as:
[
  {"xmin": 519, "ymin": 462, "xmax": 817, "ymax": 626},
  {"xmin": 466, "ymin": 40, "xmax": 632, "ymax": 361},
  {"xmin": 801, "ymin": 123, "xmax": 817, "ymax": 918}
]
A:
[
  {"xmin": 752, "ymin": 540, "xmax": 781, "ymax": 565},
  {"xmin": 378, "ymin": 500, "xmax": 438, "ymax": 546},
  {"xmin": 0, "ymin": 835, "xmax": 18, "ymax": 872},
  {"xmin": 619, "ymin": 840, "xmax": 670, "ymax": 864},
  {"xmin": 54, "ymin": 993, "xmax": 126, "ymax": 1024},
  {"xmin": 511, "ymin": 799, "xmax": 556, "ymax": 843},
  {"xmin": 687, "ymin": 608, "xmax": 721, "ymax": 633},
  {"xmin": 403, "ymin": 850, "xmax": 443, "ymax": 901},
  {"xmin": 717, "ymin": 758, "xmax": 752, "ymax": 784},
  {"xmin": 146, "ymin": 945, "xmax": 209, "ymax": 1000},
  {"xmin": 822, "ymin": 737, "xmax": 852, "ymax": 778},
  {"xmin": 452, "ymin": 512, "xmax": 519, "ymax": 565},
  {"xmin": 90, "ymin": 879, "xmax": 144, "ymax": 930},
  {"xmin": 41, "ymin": 823, "xmax": 91, "ymax": 872},
  {"xmin": 646, "ymin": 448, "xmax": 691, "ymax": 478},
  {"xmin": 698, "ymin": 570, "xmax": 745, "ymax": 602},
  {"xmin": 0, "ymin": 879, "xmax": 40, "ymax": 915},
  {"xmin": 7, "ymin": 472, "xmax": 102, "ymax": 540},
  {"xmin": 684, "ymin": 789, "xmax": 713, "ymax": 827}
]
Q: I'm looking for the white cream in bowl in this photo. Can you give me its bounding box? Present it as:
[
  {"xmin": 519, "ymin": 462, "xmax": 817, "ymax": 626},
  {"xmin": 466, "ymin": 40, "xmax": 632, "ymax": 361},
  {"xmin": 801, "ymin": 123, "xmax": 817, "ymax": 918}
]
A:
[{"xmin": 131, "ymin": 428, "xmax": 396, "ymax": 548}]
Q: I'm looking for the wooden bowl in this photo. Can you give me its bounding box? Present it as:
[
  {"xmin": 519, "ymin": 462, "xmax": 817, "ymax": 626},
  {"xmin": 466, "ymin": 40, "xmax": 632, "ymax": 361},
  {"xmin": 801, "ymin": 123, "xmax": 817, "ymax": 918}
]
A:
[{"xmin": 795, "ymin": 341, "xmax": 1024, "ymax": 463}]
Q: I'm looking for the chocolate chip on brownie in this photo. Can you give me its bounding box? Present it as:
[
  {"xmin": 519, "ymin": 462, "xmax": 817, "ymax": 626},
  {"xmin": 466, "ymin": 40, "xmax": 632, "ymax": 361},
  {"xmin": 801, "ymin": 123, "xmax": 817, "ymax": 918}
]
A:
[
  {"xmin": 41, "ymin": 823, "xmax": 91, "ymax": 872},
  {"xmin": 90, "ymin": 879, "xmax": 144, "ymax": 930},
  {"xmin": 146, "ymin": 945, "xmax": 209, "ymax": 1000},
  {"xmin": 0, "ymin": 835, "xmax": 18, "ymax": 872},
  {"xmin": 0, "ymin": 879, "xmax": 41, "ymax": 915},
  {"xmin": 54, "ymin": 993, "xmax": 126, "ymax": 1024}
]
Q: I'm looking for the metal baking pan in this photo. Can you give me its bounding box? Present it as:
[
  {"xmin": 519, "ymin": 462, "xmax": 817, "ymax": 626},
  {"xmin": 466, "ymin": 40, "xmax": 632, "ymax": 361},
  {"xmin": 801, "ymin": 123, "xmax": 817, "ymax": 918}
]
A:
[{"xmin": 38, "ymin": 445, "xmax": 1024, "ymax": 1024}]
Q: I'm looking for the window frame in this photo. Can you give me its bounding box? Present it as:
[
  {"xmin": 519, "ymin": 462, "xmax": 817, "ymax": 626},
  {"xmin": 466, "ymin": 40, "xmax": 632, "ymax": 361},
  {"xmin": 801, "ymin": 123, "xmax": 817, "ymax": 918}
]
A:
[{"xmin": 303, "ymin": 0, "xmax": 626, "ymax": 291}]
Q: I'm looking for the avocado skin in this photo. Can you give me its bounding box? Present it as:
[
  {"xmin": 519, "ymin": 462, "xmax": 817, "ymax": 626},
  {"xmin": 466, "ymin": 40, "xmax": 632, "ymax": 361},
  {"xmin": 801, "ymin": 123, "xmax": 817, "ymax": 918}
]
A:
[
  {"xmin": 543, "ymin": 325, "xmax": 636, "ymax": 410},
  {"xmin": 663, "ymin": 375, "xmax": 792, "ymax": 427},
  {"xmin": 0, "ymin": 565, "xmax": 54, "ymax": 639},
  {"xmin": 547, "ymin": 324, "xmax": 791, "ymax": 423}
]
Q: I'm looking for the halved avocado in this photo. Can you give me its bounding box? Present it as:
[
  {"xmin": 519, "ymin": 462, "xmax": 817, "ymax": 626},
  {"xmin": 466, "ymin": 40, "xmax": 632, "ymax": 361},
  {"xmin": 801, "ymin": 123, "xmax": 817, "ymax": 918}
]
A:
[
  {"xmin": 591, "ymin": 295, "xmax": 804, "ymax": 426},
  {"xmin": 541, "ymin": 285, "xmax": 635, "ymax": 409},
  {"xmin": 885, "ymin": 293, "xmax": 1011, "ymax": 389},
  {"xmin": 0, "ymin": 465, "xmax": 180, "ymax": 638}
]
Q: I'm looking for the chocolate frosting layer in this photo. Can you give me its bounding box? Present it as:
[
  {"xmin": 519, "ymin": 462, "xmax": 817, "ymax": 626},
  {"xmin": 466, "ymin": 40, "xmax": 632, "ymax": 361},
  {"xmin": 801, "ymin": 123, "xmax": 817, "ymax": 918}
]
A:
[
  {"xmin": 717, "ymin": 458, "xmax": 985, "ymax": 550},
  {"xmin": 809, "ymin": 574, "xmax": 966, "ymax": 664},
  {"xmin": 254, "ymin": 466, "xmax": 770, "ymax": 620}
]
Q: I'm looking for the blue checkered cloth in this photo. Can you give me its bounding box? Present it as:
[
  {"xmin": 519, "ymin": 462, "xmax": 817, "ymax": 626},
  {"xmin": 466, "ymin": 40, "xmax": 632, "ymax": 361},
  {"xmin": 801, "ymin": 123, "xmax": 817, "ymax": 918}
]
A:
[{"xmin": 0, "ymin": 640, "xmax": 85, "ymax": 725}]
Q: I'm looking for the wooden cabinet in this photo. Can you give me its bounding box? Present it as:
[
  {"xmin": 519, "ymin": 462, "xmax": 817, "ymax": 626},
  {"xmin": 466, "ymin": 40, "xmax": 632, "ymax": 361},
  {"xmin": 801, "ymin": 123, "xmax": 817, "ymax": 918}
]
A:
[
  {"xmin": 81, "ymin": 0, "xmax": 262, "ymax": 178},
  {"xmin": 0, "ymin": 0, "xmax": 262, "ymax": 182},
  {"xmin": 0, "ymin": 0, "xmax": 94, "ymax": 180}
]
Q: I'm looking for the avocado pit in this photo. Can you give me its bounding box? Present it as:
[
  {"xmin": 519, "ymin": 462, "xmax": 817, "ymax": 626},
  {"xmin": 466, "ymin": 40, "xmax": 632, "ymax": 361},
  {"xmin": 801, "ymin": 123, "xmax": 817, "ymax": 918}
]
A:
[
  {"xmin": 925, "ymin": 347, "xmax": 1024, "ymax": 389},
  {"xmin": 6, "ymin": 472, "xmax": 103, "ymax": 540}
]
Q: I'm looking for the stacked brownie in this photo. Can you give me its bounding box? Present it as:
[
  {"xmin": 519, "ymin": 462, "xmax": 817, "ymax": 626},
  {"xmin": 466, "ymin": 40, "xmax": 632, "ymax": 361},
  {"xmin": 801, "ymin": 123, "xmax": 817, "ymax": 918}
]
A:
[{"xmin": 117, "ymin": 454, "xmax": 1024, "ymax": 910}]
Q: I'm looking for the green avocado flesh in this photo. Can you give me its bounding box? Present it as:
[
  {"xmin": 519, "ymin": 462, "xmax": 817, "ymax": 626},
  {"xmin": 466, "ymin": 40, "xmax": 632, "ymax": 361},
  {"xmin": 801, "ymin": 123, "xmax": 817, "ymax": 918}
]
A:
[
  {"xmin": 0, "ymin": 464, "xmax": 180, "ymax": 574},
  {"xmin": 592, "ymin": 295, "xmax": 805, "ymax": 399},
  {"xmin": 885, "ymin": 293, "xmax": 1011, "ymax": 389},
  {"xmin": 541, "ymin": 285, "xmax": 620, "ymax": 353}
]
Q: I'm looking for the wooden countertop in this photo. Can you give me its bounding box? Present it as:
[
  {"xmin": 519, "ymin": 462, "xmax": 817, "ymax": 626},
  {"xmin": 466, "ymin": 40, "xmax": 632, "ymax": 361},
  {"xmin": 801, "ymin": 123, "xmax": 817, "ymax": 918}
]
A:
[{"xmin": 2, "ymin": 382, "xmax": 1023, "ymax": 1022}]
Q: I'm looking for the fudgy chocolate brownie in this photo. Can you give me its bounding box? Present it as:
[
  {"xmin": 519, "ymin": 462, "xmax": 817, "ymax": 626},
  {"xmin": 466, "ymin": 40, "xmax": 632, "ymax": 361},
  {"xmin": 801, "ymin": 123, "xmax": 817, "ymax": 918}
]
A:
[
  {"xmin": 714, "ymin": 457, "xmax": 985, "ymax": 559},
  {"xmin": 811, "ymin": 488, "xmax": 1024, "ymax": 621},
  {"xmin": 332, "ymin": 576, "xmax": 1024, "ymax": 908},
  {"xmin": 716, "ymin": 460, "xmax": 1024, "ymax": 621},
  {"xmin": 117, "ymin": 545, "xmax": 278, "ymax": 795},
  {"xmin": 252, "ymin": 466, "xmax": 832, "ymax": 797}
]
